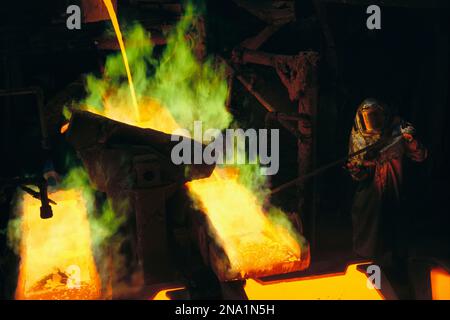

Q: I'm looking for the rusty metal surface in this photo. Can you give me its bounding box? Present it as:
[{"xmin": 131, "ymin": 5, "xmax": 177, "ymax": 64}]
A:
[{"xmin": 81, "ymin": 0, "xmax": 117, "ymax": 23}]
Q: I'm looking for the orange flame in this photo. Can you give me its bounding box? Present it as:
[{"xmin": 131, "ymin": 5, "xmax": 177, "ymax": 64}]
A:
[{"xmin": 16, "ymin": 190, "xmax": 101, "ymax": 300}]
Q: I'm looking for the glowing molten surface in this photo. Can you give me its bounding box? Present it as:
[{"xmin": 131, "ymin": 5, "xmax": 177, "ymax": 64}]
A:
[
  {"xmin": 89, "ymin": 97, "xmax": 180, "ymax": 135},
  {"xmin": 431, "ymin": 267, "xmax": 450, "ymax": 300},
  {"xmin": 152, "ymin": 287, "xmax": 184, "ymax": 300},
  {"xmin": 244, "ymin": 263, "xmax": 384, "ymax": 300},
  {"xmin": 187, "ymin": 170, "xmax": 302, "ymax": 277},
  {"xmin": 16, "ymin": 190, "xmax": 101, "ymax": 300},
  {"xmin": 151, "ymin": 263, "xmax": 384, "ymax": 300}
]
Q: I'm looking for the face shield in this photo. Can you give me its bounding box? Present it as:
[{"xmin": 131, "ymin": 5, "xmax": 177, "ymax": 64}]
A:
[{"xmin": 355, "ymin": 100, "xmax": 386, "ymax": 136}]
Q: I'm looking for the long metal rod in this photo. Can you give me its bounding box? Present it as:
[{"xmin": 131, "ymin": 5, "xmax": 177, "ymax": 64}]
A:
[
  {"xmin": 271, "ymin": 133, "xmax": 403, "ymax": 195},
  {"xmin": 266, "ymin": 111, "xmax": 311, "ymax": 122}
]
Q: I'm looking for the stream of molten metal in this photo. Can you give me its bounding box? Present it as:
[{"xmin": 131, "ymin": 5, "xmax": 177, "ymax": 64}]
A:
[{"xmin": 102, "ymin": 0, "xmax": 140, "ymax": 121}]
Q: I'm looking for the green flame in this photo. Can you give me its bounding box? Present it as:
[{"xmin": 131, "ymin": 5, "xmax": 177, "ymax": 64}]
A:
[{"xmin": 82, "ymin": 3, "xmax": 231, "ymax": 133}]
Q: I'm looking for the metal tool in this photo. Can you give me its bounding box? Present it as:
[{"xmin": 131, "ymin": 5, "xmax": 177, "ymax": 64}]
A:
[
  {"xmin": 1, "ymin": 176, "xmax": 55, "ymax": 219},
  {"xmin": 271, "ymin": 132, "xmax": 404, "ymax": 195}
]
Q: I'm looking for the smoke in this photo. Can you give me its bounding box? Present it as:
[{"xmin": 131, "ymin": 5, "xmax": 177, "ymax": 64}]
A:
[
  {"xmin": 61, "ymin": 165, "xmax": 143, "ymax": 296},
  {"xmin": 61, "ymin": 167, "xmax": 127, "ymax": 269},
  {"xmin": 62, "ymin": 167, "xmax": 125, "ymax": 246},
  {"xmin": 6, "ymin": 212, "xmax": 21, "ymax": 255}
]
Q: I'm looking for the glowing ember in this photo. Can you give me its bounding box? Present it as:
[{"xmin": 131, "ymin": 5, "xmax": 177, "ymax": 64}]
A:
[
  {"xmin": 16, "ymin": 190, "xmax": 101, "ymax": 300},
  {"xmin": 60, "ymin": 122, "xmax": 70, "ymax": 134}
]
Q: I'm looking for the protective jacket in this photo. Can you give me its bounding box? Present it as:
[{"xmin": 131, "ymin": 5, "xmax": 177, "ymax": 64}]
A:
[{"xmin": 348, "ymin": 111, "xmax": 427, "ymax": 260}]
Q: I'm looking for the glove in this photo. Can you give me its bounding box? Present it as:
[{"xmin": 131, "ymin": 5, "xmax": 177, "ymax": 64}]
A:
[
  {"xmin": 345, "ymin": 160, "xmax": 362, "ymax": 175},
  {"xmin": 401, "ymin": 122, "xmax": 415, "ymax": 142},
  {"xmin": 345, "ymin": 159, "xmax": 377, "ymax": 181}
]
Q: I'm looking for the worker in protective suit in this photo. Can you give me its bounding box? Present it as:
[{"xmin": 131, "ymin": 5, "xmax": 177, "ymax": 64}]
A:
[{"xmin": 347, "ymin": 98, "xmax": 427, "ymax": 271}]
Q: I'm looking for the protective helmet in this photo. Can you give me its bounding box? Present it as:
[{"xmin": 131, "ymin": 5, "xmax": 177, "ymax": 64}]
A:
[{"xmin": 354, "ymin": 98, "xmax": 387, "ymax": 136}]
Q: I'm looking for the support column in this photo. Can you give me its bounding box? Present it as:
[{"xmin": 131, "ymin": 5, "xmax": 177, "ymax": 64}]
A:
[{"xmin": 297, "ymin": 55, "xmax": 319, "ymax": 249}]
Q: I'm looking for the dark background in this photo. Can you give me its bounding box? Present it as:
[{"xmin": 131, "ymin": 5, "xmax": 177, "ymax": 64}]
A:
[{"xmin": 0, "ymin": 0, "xmax": 449, "ymax": 299}]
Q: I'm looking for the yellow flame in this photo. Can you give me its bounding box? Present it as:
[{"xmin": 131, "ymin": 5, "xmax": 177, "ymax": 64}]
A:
[
  {"xmin": 16, "ymin": 190, "xmax": 101, "ymax": 300},
  {"xmin": 102, "ymin": 0, "xmax": 140, "ymax": 121}
]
